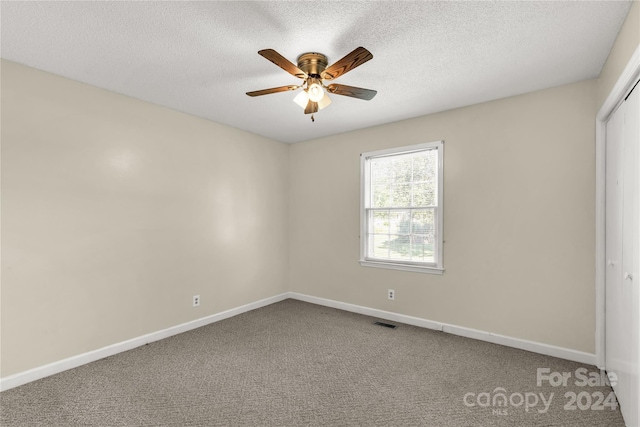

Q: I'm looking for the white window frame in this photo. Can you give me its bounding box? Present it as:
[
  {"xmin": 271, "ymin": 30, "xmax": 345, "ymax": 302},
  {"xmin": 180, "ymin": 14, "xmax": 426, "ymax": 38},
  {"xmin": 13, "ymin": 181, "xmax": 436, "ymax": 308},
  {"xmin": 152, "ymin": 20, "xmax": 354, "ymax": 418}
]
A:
[{"xmin": 359, "ymin": 141, "xmax": 444, "ymax": 274}]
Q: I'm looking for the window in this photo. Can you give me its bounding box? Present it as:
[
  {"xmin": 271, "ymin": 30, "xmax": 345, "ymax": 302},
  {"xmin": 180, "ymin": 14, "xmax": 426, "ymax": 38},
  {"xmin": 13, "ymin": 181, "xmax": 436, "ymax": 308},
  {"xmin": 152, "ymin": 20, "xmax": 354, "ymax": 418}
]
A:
[{"xmin": 360, "ymin": 141, "xmax": 444, "ymax": 274}]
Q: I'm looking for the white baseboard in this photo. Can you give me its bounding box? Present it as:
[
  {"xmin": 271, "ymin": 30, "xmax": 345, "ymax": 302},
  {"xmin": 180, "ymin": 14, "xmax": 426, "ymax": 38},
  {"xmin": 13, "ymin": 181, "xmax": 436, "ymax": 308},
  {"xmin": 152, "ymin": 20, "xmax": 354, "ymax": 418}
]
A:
[
  {"xmin": 289, "ymin": 292, "xmax": 596, "ymax": 366},
  {"xmin": 1, "ymin": 291, "xmax": 596, "ymax": 392},
  {"xmin": 0, "ymin": 292, "xmax": 289, "ymax": 392}
]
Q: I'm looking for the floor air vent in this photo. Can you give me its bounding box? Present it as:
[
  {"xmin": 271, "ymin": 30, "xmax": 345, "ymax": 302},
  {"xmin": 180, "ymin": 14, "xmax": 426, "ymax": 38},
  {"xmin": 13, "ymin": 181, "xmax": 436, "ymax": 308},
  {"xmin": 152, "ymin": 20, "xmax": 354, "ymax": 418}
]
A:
[{"xmin": 374, "ymin": 321, "xmax": 397, "ymax": 329}]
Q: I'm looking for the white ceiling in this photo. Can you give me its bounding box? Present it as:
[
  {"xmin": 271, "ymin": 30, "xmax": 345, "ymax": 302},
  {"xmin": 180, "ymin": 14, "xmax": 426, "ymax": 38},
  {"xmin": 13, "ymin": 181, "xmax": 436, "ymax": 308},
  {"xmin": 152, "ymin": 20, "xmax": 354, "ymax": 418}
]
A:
[{"xmin": 0, "ymin": 1, "xmax": 633, "ymax": 144}]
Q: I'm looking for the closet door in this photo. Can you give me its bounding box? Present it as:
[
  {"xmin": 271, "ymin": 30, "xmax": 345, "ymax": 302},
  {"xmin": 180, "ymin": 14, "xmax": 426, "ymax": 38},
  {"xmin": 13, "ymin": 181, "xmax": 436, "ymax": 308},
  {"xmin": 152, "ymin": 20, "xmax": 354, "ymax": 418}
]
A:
[
  {"xmin": 605, "ymin": 80, "xmax": 639, "ymax": 427},
  {"xmin": 605, "ymin": 89, "xmax": 626, "ymax": 417}
]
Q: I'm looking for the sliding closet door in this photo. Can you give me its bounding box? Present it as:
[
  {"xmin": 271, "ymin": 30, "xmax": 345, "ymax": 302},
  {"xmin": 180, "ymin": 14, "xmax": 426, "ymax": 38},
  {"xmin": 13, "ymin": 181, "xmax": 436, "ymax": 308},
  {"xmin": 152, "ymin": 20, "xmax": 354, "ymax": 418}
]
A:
[{"xmin": 605, "ymin": 80, "xmax": 639, "ymax": 427}]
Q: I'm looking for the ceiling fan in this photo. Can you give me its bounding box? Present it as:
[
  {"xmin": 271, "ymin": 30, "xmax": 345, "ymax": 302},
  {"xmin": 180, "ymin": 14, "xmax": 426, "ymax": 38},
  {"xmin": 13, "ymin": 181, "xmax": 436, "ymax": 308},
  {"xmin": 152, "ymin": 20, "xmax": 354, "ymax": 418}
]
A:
[{"xmin": 246, "ymin": 47, "xmax": 377, "ymax": 121}]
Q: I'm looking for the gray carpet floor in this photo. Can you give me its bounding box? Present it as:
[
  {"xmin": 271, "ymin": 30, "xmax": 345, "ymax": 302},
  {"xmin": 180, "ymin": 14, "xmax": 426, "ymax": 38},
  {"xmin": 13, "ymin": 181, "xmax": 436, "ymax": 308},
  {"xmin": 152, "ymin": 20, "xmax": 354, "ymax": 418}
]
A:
[{"xmin": 0, "ymin": 299, "xmax": 627, "ymax": 426}]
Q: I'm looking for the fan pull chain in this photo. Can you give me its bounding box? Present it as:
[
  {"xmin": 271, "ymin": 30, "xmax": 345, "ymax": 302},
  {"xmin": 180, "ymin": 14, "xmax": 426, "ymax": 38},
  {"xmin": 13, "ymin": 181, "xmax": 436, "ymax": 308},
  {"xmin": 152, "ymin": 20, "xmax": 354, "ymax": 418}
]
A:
[{"xmin": 311, "ymin": 114, "xmax": 315, "ymax": 122}]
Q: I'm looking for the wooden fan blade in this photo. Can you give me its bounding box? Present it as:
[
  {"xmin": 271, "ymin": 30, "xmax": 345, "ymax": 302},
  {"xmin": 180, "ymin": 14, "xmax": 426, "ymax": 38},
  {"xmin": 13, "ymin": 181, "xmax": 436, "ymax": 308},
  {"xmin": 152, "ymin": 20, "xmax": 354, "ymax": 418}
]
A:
[
  {"xmin": 326, "ymin": 84, "xmax": 377, "ymax": 100},
  {"xmin": 304, "ymin": 100, "xmax": 318, "ymax": 114},
  {"xmin": 258, "ymin": 49, "xmax": 307, "ymax": 79},
  {"xmin": 321, "ymin": 47, "xmax": 373, "ymax": 80},
  {"xmin": 246, "ymin": 85, "xmax": 300, "ymax": 97}
]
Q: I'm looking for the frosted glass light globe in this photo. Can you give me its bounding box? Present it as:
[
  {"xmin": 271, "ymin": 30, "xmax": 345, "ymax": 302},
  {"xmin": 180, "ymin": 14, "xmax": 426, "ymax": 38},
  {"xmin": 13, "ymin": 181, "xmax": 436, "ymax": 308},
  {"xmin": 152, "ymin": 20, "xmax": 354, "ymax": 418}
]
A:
[{"xmin": 307, "ymin": 82, "xmax": 324, "ymax": 102}]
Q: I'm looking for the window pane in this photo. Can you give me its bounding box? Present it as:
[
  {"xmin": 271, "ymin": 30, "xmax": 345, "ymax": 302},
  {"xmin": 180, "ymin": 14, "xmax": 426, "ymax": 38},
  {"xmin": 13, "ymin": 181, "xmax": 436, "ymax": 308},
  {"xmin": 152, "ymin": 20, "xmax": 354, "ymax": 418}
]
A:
[
  {"xmin": 411, "ymin": 149, "xmax": 437, "ymax": 183},
  {"xmin": 389, "ymin": 210, "xmax": 410, "ymax": 235},
  {"xmin": 370, "ymin": 210, "xmax": 390, "ymax": 234},
  {"xmin": 386, "ymin": 234, "xmax": 412, "ymax": 262},
  {"xmin": 390, "ymin": 156, "xmax": 413, "ymax": 184},
  {"xmin": 391, "ymin": 183, "xmax": 411, "ymax": 207},
  {"xmin": 369, "ymin": 233, "xmax": 391, "ymax": 259},
  {"xmin": 398, "ymin": 218, "xmax": 411, "ymax": 236},
  {"xmin": 372, "ymin": 184, "xmax": 391, "ymax": 208},
  {"xmin": 370, "ymin": 158, "xmax": 393, "ymax": 185},
  {"xmin": 372, "ymin": 183, "xmax": 415, "ymax": 208},
  {"xmin": 411, "ymin": 209, "xmax": 434, "ymax": 262},
  {"xmin": 412, "ymin": 182, "xmax": 436, "ymax": 207}
]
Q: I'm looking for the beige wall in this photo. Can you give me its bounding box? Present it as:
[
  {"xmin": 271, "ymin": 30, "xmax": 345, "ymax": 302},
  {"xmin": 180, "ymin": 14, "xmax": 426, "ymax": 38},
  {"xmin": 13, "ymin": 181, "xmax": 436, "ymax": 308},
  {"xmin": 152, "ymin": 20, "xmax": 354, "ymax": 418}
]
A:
[
  {"xmin": 289, "ymin": 80, "xmax": 597, "ymax": 353},
  {"xmin": 598, "ymin": 0, "xmax": 640, "ymax": 109},
  {"xmin": 1, "ymin": 60, "xmax": 289, "ymax": 376}
]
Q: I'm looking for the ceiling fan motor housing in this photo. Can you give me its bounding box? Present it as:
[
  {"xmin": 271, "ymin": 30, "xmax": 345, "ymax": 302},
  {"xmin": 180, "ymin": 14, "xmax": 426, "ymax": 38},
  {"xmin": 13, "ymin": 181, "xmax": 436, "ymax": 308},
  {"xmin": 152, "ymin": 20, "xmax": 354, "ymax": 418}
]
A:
[{"xmin": 297, "ymin": 53, "xmax": 328, "ymax": 77}]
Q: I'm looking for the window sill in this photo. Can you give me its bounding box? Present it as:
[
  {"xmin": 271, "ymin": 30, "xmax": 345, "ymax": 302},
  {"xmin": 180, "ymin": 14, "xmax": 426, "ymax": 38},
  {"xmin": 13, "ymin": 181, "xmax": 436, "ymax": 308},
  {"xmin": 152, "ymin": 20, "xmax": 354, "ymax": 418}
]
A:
[{"xmin": 359, "ymin": 260, "xmax": 445, "ymax": 275}]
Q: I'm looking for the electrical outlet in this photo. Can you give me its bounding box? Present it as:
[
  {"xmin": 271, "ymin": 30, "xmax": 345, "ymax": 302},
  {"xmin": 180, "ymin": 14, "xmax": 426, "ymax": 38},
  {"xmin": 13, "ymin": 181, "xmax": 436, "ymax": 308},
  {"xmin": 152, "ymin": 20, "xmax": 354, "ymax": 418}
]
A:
[
  {"xmin": 193, "ymin": 295, "xmax": 200, "ymax": 307},
  {"xmin": 388, "ymin": 289, "xmax": 395, "ymax": 300}
]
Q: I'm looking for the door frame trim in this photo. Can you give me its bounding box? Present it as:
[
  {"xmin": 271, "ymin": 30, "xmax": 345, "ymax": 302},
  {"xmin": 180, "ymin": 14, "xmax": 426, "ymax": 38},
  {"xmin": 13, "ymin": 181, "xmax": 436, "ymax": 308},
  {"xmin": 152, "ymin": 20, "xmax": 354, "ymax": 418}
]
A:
[{"xmin": 595, "ymin": 45, "xmax": 640, "ymax": 369}]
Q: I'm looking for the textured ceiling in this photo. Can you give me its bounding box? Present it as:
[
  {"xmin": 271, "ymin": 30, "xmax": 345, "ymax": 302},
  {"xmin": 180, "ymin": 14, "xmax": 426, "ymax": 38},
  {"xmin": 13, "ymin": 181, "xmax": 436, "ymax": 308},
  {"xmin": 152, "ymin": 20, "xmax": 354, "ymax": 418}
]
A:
[{"xmin": 0, "ymin": 1, "xmax": 633, "ymax": 144}]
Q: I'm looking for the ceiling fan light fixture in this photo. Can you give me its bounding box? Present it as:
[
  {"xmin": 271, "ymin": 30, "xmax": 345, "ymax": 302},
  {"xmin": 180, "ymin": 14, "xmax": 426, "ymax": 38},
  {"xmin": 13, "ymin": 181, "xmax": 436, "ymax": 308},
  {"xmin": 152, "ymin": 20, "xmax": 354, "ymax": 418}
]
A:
[
  {"xmin": 317, "ymin": 92, "xmax": 332, "ymax": 110},
  {"xmin": 293, "ymin": 91, "xmax": 309, "ymax": 109},
  {"xmin": 307, "ymin": 81, "xmax": 324, "ymax": 102}
]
